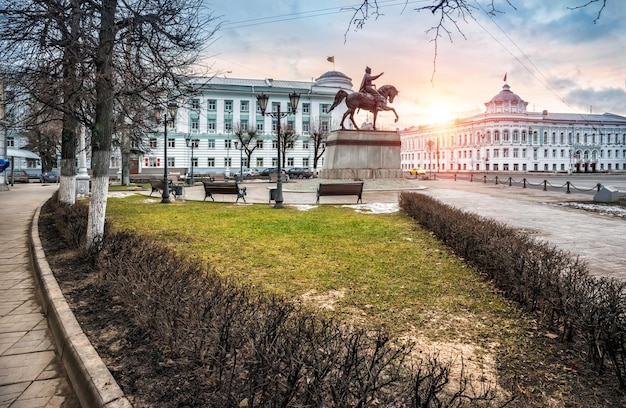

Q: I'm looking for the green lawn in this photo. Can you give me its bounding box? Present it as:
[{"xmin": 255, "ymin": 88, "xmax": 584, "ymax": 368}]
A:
[{"xmin": 105, "ymin": 194, "xmax": 523, "ymax": 345}]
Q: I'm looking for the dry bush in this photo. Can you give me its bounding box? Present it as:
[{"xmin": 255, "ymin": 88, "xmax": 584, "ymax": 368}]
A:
[{"xmin": 399, "ymin": 192, "xmax": 626, "ymax": 390}]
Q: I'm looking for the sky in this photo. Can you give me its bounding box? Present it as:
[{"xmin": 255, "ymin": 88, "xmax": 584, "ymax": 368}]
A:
[{"xmin": 198, "ymin": 0, "xmax": 626, "ymax": 130}]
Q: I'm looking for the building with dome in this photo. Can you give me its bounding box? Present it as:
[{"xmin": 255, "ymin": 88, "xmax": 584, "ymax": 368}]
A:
[
  {"xmin": 134, "ymin": 71, "xmax": 353, "ymax": 177},
  {"xmin": 401, "ymin": 83, "xmax": 626, "ymax": 173}
]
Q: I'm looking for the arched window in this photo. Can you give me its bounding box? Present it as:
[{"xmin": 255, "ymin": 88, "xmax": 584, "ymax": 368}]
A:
[
  {"xmin": 494, "ymin": 130, "xmax": 500, "ymax": 142},
  {"xmin": 503, "ymin": 130, "xmax": 509, "ymax": 142}
]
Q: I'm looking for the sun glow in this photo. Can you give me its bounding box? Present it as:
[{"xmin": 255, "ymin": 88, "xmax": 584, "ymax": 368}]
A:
[{"xmin": 426, "ymin": 102, "xmax": 454, "ymax": 124}]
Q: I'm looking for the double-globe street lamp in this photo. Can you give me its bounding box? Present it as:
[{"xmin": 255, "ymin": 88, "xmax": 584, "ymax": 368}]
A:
[
  {"xmin": 155, "ymin": 102, "xmax": 178, "ymax": 203},
  {"xmin": 185, "ymin": 135, "xmax": 196, "ymax": 186},
  {"xmin": 256, "ymin": 91, "xmax": 300, "ymax": 208}
]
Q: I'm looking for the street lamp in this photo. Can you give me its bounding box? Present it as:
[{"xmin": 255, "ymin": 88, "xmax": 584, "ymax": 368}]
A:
[
  {"xmin": 185, "ymin": 135, "xmax": 195, "ymax": 185},
  {"xmin": 256, "ymin": 91, "xmax": 300, "ymax": 208},
  {"xmin": 155, "ymin": 102, "xmax": 178, "ymax": 203}
]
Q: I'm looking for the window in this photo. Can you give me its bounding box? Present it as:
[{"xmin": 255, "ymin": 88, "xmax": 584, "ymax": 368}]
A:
[
  {"xmin": 552, "ymin": 149, "xmax": 557, "ymax": 158},
  {"xmin": 493, "ymin": 149, "xmax": 500, "ymax": 158},
  {"xmin": 207, "ymin": 158, "xmax": 215, "ymax": 167},
  {"xmin": 191, "ymin": 119, "xmax": 199, "ymax": 131},
  {"xmin": 521, "ymin": 131, "xmax": 527, "ymax": 144},
  {"xmin": 303, "ymin": 158, "xmax": 309, "ymax": 167},
  {"xmin": 302, "ymin": 140, "xmax": 309, "ymax": 149},
  {"xmin": 256, "ymin": 140, "xmax": 264, "ymax": 149},
  {"xmin": 242, "ymin": 157, "xmax": 249, "ymax": 167},
  {"xmin": 224, "ymin": 157, "xmax": 232, "ymax": 167},
  {"xmin": 191, "ymin": 158, "xmax": 198, "ymax": 167},
  {"xmin": 240, "ymin": 100, "xmax": 249, "ymax": 112},
  {"xmin": 272, "ymin": 157, "xmax": 278, "ymax": 166},
  {"xmin": 224, "ymin": 119, "xmax": 232, "ymax": 133},
  {"xmin": 208, "ymin": 119, "xmax": 216, "ymax": 133},
  {"xmin": 512, "ymin": 130, "xmax": 519, "ymax": 143},
  {"xmin": 513, "ymin": 148, "xmax": 519, "ymax": 158},
  {"xmin": 191, "ymin": 98, "xmax": 200, "ymax": 110},
  {"xmin": 168, "ymin": 138, "xmax": 175, "ymax": 148},
  {"xmin": 167, "ymin": 157, "xmax": 175, "ymax": 167},
  {"xmin": 224, "ymin": 100, "xmax": 233, "ymax": 113},
  {"xmin": 286, "ymin": 141, "xmax": 294, "ymax": 149},
  {"xmin": 148, "ymin": 157, "xmax": 158, "ymax": 167},
  {"xmin": 321, "ymin": 104, "xmax": 330, "ymax": 113},
  {"xmin": 272, "ymin": 140, "xmax": 278, "ymax": 149},
  {"xmin": 7, "ymin": 137, "xmax": 15, "ymax": 147},
  {"xmin": 287, "ymin": 157, "xmax": 294, "ymax": 167},
  {"xmin": 503, "ymin": 130, "xmax": 509, "ymax": 142},
  {"xmin": 241, "ymin": 119, "xmax": 248, "ymax": 130},
  {"xmin": 272, "ymin": 102, "xmax": 280, "ymax": 113},
  {"xmin": 208, "ymin": 99, "xmax": 216, "ymax": 111},
  {"xmin": 503, "ymin": 148, "xmax": 509, "ymax": 158},
  {"xmin": 321, "ymin": 120, "xmax": 329, "ymax": 132},
  {"xmin": 256, "ymin": 157, "xmax": 264, "ymax": 167},
  {"xmin": 257, "ymin": 122, "xmax": 264, "ymax": 132},
  {"xmin": 208, "ymin": 139, "xmax": 215, "ymax": 148},
  {"xmin": 150, "ymin": 138, "xmax": 158, "ymax": 148},
  {"xmin": 494, "ymin": 131, "xmax": 500, "ymax": 142},
  {"xmin": 302, "ymin": 103, "xmax": 310, "ymax": 114},
  {"xmin": 225, "ymin": 139, "xmax": 232, "ymax": 149},
  {"xmin": 303, "ymin": 120, "xmax": 310, "ymax": 133}
]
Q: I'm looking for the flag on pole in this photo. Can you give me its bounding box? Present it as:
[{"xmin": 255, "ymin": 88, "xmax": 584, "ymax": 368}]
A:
[
  {"xmin": 327, "ymin": 56, "xmax": 334, "ymax": 63},
  {"xmin": 503, "ymin": 72, "xmax": 507, "ymax": 82}
]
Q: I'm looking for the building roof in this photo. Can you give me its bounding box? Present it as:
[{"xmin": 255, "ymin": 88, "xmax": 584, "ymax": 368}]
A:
[{"xmin": 487, "ymin": 84, "xmax": 525, "ymax": 104}]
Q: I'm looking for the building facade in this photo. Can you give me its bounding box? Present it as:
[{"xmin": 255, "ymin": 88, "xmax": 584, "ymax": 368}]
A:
[
  {"xmin": 136, "ymin": 71, "xmax": 353, "ymax": 176},
  {"xmin": 401, "ymin": 83, "xmax": 626, "ymax": 173}
]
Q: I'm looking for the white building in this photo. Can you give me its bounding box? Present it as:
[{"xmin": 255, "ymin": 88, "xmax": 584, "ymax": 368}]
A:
[
  {"xmin": 135, "ymin": 71, "xmax": 353, "ymax": 176},
  {"xmin": 401, "ymin": 83, "xmax": 626, "ymax": 173}
]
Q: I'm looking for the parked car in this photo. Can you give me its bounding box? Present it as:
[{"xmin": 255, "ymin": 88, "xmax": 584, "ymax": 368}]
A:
[
  {"xmin": 25, "ymin": 169, "xmax": 42, "ymax": 180},
  {"xmin": 41, "ymin": 170, "xmax": 59, "ymax": 183},
  {"xmin": 233, "ymin": 168, "xmax": 259, "ymax": 177},
  {"xmin": 287, "ymin": 167, "xmax": 313, "ymax": 179},
  {"xmin": 410, "ymin": 168, "xmax": 426, "ymax": 175},
  {"xmin": 259, "ymin": 167, "xmax": 289, "ymax": 181},
  {"xmin": 7, "ymin": 169, "xmax": 29, "ymax": 183}
]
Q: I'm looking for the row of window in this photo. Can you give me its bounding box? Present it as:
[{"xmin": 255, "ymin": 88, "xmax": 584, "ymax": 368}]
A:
[
  {"xmin": 409, "ymin": 162, "xmax": 623, "ymax": 172},
  {"xmin": 149, "ymin": 138, "xmax": 310, "ymax": 150},
  {"xmin": 145, "ymin": 156, "xmax": 312, "ymax": 169},
  {"xmin": 407, "ymin": 130, "xmax": 626, "ymax": 149},
  {"xmin": 189, "ymin": 117, "xmax": 330, "ymax": 134},
  {"xmin": 405, "ymin": 147, "xmax": 626, "ymax": 161},
  {"xmin": 190, "ymin": 98, "xmax": 330, "ymax": 116}
]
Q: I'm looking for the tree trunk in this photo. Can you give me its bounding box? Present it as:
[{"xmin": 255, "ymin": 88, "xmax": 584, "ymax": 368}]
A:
[
  {"xmin": 121, "ymin": 129, "xmax": 130, "ymax": 185},
  {"xmin": 57, "ymin": 0, "xmax": 82, "ymax": 204},
  {"xmin": 86, "ymin": 0, "xmax": 117, "ymax": 249}
]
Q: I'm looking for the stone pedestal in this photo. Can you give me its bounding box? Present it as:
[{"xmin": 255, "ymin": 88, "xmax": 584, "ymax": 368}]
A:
[{"xmin": 320, "ymin": 130, "xmax": 403, "ymax": 179}]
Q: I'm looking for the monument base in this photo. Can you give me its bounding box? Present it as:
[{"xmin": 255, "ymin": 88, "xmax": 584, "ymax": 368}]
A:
[{"xmin": 320, "ymin": 130, "xmax": 402, "ymax": 179}]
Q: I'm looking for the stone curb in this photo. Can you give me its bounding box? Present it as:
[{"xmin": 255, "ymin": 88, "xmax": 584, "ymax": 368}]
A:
[{"xmin": 29, "ymin": 206, "xmax": 132, "ymax": 408}]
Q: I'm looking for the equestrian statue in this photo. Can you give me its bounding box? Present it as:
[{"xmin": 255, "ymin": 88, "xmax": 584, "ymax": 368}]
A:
[{"xmin": 328, "ymin": 66, "xmax": 399, "ymax": 131}]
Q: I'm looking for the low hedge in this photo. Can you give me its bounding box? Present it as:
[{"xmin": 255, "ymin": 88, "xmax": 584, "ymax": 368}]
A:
[{"xmin": 399, "ymin": 192, "xmax": 626, "ymax": 390}]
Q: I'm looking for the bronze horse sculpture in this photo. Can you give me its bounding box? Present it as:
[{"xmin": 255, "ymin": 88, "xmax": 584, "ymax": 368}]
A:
[{"xmin": 328, "ymin": 84, "xmax": 399, "ymax": 130}]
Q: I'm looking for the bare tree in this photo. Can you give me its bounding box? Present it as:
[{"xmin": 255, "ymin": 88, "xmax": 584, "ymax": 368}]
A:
[
  {"xmin": 345, "ymin": 0, "xmax": 608, "ymax": 81},
  {"xmin": 233, "ymin": 121, "xmax": 259, "ymax": 169},
  {"xmin": 278, "ymin": 122, "xmax": 298, "ymax": 169},
  {"xmin": 310, "ymin": 118, "xmax": 328, "ymax": 173},
  {"xmin": 1, "ymin": 0, "xmax": 217, "ymax": 248}
]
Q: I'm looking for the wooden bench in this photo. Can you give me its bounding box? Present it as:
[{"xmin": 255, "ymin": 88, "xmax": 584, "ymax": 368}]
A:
[
  {"xmin": 149, "ymin": 179, "xmax": 176, "ymax": 198},
  {"xmin": 316, "ymin": 182, "xmax": 364, "ymax": 204},
  {"xmin": 203, "ymin": 181, "xmax": 247, "ymax": 203}
]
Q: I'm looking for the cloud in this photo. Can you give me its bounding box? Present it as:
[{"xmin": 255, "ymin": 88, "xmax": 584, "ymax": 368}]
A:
[{"xmin": 566, "ymin": 87, "xmax": 626, "ymax": 114}]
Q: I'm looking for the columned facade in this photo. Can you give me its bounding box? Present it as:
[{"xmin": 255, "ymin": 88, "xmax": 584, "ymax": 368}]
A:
[{"xmin": 401, "ymin": 83, "xmax": 626, "ymax": 173}]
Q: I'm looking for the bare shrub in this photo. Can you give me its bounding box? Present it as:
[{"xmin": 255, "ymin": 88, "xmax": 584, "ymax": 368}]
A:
[{"xmin": 399, "ymin": 192, "xmax": 626, "ymax": 390}]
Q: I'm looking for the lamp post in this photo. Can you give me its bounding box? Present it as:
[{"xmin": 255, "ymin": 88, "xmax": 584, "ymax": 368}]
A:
[
  {"xmin": 239, "ymin": 141, "xmax": 244, "ymax": 182},
  {"xmin": 257, "ymin": 91, "xmax": 300, "ymax": 208},
  {"xmin": 185, "ymin": 135, "xmax": 195, "ymax": 186},
  {"xmin": 155, "ymin": 102, "xmax": 178, "ymax": 203}
]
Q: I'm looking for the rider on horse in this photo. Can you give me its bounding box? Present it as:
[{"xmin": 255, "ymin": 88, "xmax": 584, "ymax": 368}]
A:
[{"xmin": 359, "ymin": 66, "xmax": 386, "ymax": 111}]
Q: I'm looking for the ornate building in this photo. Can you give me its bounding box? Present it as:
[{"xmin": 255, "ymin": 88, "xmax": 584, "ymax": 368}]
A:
[
  {"xmin": 138, "ymin": 71, "xmax": 353, "ymax": 176},
  {"xmin": 401, "ymin": 83, "xmax": 626, "ymax": 173}
]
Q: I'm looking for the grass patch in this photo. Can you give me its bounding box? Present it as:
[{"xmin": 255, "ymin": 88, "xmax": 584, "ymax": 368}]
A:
[{"xmin": 105, "ymin": 194, "xmax": 522, "ymax": 344}]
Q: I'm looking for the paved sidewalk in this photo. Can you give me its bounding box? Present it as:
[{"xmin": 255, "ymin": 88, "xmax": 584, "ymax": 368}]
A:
[{"xmin": 0, "ymin": 183, "xmax": 80, "ymax": 407}]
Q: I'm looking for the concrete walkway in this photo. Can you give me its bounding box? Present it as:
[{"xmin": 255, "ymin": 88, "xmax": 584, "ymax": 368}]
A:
[{"xmin": 0, "ymin": 183, "xmax": 80, "ymax": 407}]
